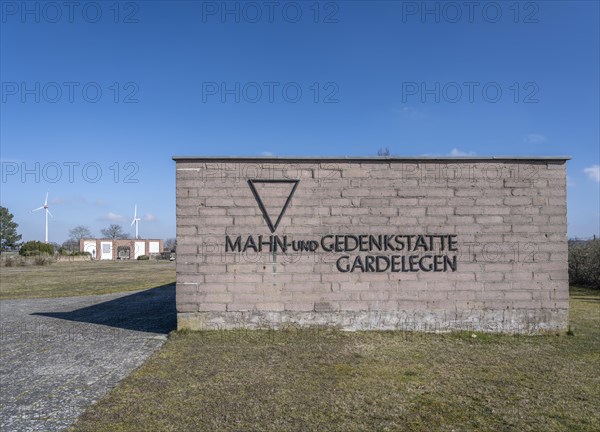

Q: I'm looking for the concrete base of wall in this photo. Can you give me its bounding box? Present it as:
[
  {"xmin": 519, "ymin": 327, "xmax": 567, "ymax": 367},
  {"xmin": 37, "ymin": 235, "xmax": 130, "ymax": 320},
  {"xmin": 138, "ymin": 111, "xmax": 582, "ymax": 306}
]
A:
[{"xmin": 177, "ymin": 309, "xmax": 568, "ymax": 335}]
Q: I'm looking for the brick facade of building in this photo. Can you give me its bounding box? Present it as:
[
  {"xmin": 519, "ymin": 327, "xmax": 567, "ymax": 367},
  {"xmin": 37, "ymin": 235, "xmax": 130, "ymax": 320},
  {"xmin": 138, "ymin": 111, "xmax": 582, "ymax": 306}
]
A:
[{"xmin": 174, "ymin": 156, "xmax": 569, "ymax": 334}]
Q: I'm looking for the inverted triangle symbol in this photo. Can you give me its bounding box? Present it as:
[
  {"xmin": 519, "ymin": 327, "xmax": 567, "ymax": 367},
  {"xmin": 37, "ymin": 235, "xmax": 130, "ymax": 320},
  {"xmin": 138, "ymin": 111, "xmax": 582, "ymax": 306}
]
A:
[{"xmin": 248, "ymin": 179, "xmax": 299, "ymax": 233}]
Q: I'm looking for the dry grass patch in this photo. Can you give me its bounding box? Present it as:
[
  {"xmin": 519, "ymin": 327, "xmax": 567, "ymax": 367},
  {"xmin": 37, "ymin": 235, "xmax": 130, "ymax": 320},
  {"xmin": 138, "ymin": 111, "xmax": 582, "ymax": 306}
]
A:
[
  {"xmin": 73, "ymin": 287, "xmax": 599, "ymax": 432},
  {"xmin": 0, "ymin": 261, "xmax": 175, "ymax": 300}
]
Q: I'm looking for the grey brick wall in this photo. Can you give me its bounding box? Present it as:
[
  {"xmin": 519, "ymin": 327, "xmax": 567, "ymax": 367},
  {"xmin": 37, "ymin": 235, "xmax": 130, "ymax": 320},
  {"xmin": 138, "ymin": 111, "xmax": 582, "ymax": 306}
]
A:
[{"xmin": 174, "ymin": 157, "xmax": 569, "ymax": 334}]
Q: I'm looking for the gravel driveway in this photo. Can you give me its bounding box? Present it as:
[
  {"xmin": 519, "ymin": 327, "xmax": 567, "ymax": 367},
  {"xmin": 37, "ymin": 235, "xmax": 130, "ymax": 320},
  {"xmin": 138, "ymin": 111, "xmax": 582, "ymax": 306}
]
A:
[{"xmin": 0, "ymin": 285, "xmax": 176, "ymax": 431}]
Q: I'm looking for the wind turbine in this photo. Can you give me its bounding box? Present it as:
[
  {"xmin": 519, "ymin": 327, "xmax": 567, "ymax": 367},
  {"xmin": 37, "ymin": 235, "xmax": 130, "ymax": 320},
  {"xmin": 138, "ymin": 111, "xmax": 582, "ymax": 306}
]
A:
[
  {"xmin": 32, "ymin": 192, "xmax": 53, "ymax": 243},
  {"xmin": 131, "ymin": 204, "xmax": 141, "ymax": 239}
]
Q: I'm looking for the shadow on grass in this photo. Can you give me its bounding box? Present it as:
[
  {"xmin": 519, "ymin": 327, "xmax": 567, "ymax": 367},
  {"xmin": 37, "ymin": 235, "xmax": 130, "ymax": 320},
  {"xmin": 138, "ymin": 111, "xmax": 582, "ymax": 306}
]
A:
[
  {"xmin": 574, "ymin": 297, "xmax": 600, "ymax": 303},
  {"xmin": 570, "ymin": 287, "xmax": 600, "ymax": 303},
  {"xmin": 32, "ymin": 284, "xmax": 176, "ymax": 334}
]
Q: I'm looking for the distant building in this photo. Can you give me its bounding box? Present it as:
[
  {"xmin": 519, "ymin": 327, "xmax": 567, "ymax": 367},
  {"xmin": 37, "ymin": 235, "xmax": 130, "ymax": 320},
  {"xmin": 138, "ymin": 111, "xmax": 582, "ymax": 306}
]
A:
[{"xmin": 79, "ymin": 238, "xmax": 164, "ymax": 260}]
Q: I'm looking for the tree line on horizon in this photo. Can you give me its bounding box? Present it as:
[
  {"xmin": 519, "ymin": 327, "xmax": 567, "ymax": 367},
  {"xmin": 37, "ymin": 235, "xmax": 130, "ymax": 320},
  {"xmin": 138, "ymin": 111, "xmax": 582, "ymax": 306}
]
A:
[{"xmin": 0, "ymin": 206, "xmax": 176, "ymax": 254}]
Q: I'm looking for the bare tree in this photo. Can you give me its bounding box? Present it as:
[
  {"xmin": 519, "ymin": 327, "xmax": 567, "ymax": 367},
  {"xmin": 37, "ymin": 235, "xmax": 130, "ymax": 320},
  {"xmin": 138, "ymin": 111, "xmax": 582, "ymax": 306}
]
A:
[
  {"xmin": 69, "ymin": 225, "xmax": 92, "ymax": 241},
  {"xmin": 377, "ymin": 147, "xmax": 390, "ymax": 156},
  {"xmin": 164, "ymin": 238, "xmax": 176, "ymax": 252},
  {"xmin": 101, "ymin": 224, "xmax": 129, "ymax": 239},
  {"xmin": 61, "ymin": 239, "xmax": 80, "ymax": 253}
]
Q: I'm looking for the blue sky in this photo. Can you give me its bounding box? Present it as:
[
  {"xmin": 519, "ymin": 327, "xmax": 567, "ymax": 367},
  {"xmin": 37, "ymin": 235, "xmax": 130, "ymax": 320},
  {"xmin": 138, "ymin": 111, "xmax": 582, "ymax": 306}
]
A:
[{"xmin": 1, "ymin": 0, "xmax": 598, "ymax": 243}]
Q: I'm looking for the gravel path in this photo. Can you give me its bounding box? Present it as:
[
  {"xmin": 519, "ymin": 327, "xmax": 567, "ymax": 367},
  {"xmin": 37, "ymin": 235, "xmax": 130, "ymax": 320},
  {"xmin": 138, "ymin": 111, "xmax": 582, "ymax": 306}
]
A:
[{"xmin": 0, "ymin": 285, "xmax": 176, "ymax": 431}]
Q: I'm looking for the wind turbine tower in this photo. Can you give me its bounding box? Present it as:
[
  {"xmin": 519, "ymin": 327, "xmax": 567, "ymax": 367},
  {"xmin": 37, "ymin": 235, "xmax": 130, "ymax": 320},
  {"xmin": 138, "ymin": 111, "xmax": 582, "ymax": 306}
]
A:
[
  {"xmin": 32, "ymin": 192, "xmax": 53, "ymax": 243},
  {"xmin": 131, "ymin": 204, "xmax": 141, "ymax": 239}
]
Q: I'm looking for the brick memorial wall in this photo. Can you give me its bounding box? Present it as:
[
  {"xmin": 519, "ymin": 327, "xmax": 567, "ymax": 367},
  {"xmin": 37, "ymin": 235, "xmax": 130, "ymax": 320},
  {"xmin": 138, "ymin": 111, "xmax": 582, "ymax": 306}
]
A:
[{"xmin": 173, "ymin": 156, "xmax": 569, "ymax": 334}]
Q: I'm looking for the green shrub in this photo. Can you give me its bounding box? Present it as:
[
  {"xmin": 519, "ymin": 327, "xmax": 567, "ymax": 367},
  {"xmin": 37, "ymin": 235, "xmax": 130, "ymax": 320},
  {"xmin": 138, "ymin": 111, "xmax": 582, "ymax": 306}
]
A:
[
  {"xmin": 45, "ymin": 246, "xmax": 92, "ymax": 257},
  {"xmin": 19, "ymin": 241, "xmax": 54, "ymax": 256},
  {"xmin": 137, "ymin": 255, "xmax": 150, "ymax": 260},
  {"xmin": 569, "ymin": 239, "xmax": 600, "ymax": 289},
  {"xmin": 157, "ymin": 252, "xmax": 173, "ymax": 260}
]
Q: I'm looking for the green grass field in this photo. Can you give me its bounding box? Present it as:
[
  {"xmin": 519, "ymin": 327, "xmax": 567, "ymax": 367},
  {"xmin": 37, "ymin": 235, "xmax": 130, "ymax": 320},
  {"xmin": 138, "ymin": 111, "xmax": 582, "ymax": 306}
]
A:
[
  {"xmin": 0, "ymin": 261, "xmax": 176, "ymax": 300},
  {"xmin": 72, "ymin": 287, "xmax": 600, "ymax": 432}
]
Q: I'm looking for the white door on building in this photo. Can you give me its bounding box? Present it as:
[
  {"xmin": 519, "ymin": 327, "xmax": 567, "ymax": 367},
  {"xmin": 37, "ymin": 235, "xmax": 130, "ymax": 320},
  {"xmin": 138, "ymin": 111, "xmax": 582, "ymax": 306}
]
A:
[
  {"xmin": 100, "ymin": 242, "xmax": 113, "ymax": 260},
  {"xmin": 134, "ymin": 241, "xmax": 145, "ymax": 259}
]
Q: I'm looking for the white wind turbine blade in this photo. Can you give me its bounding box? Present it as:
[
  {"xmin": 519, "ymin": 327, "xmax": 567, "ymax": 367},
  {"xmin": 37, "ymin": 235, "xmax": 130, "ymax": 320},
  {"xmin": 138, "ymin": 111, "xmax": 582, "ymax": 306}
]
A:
[
  {"xmin": 46, "ymin": 208, "xmax": 53, "ymax": 218},
  {"xmin": 134, "ymin": 204, "xmax": 137, "ymax": 218},
  {"xmin": 32, "ymin": 206, "xmax": 44, "ymax": 212},
  {"xmin": 131, "ymin": 218, "xmax": 136, "ymax": 226},
  {"xmin": 44, "ymin": 192, "xmax": 48, "ymax": 206}
]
